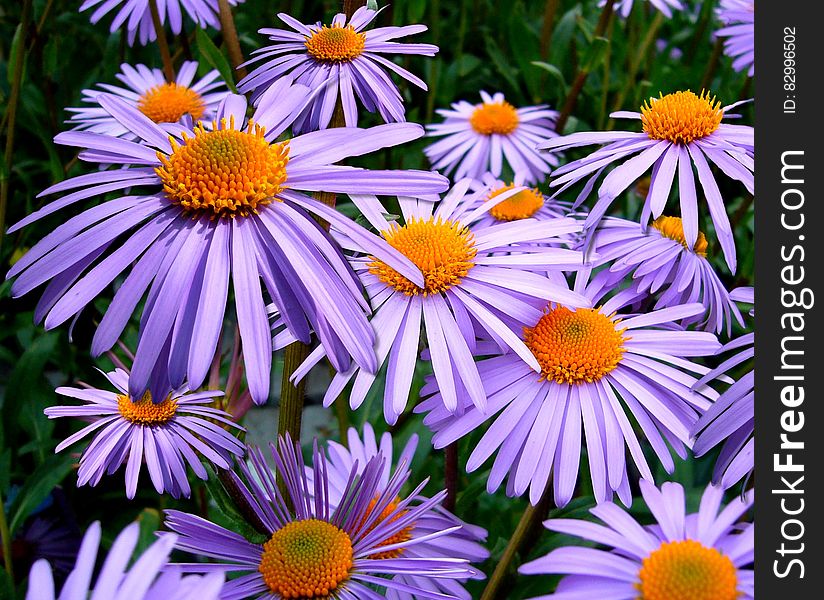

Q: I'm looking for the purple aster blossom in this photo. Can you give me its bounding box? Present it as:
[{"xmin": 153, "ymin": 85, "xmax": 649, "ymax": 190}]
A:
[
  {"xmin": 586, "ymin": 216, "xmax": 744, "ymax": 334},
  {"xmin": 416, "ymin": 270, "xmax": 721, "ymax": 507},
  {"xmin": 716, "ymin": 0, "xmax": 755, "ymax": 76},
  {"xmin": 67, "ymin": 61, "xmax": 230, "ymax": 137},
  {"xmin": 79, "ymin": 0, "xmax": 244, "ymax": 46},
  {"xmin": 164, "ymin": 436, "xmax": 477, "ymax": 599},
  {"xmin": 44, "ymin": 367, "xmax": 245, "ymax": 499},
  {"xmin": 13, "ymin": 515, "xmax": 82, "ymax": 578},
  {"xmin": 238, "ymin": 6, "xmax": 437, "ymax": 134},
  {"xmin": 425, "ymin": 92, "xmax": 561, "ymax": 184},
  {"xmin": 604, "ymin": 0, "xmax": 687, "ymax": 19},
  {"xmin": 520, "ymin": 480, "xmax": 754, "ymax": 600},
  {"xmin": 280, "ymin": 179, "xmax": 589, "ymax": 424},
  {"xmin": 542, "ymin": 91, "xmax": 754, "ymax": 272},
  {"xmin": 26, "ymin": 521, "xmax": 224, "ymax": 600},
  {"xmin": 7, "ymin": 86, "xmax": 448, "ymax": 405}
]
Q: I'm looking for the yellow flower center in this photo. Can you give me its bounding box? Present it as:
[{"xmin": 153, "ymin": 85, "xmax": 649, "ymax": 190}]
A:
[
  {"xmin": 487, "ymin": 184, "xmax": 544, "ymax": 221},
  {"xmin": 469, "ymin": 101, "xmax": 519, "ymax": 135},
  {"xmin": 524, "ymin": 307, "xmax": 626, "ymax": 384},
  {"xmin": 641, "ymin": 90, "xmax": 723, "ymax": 144},
  {"xmin": 637, "ymin": 539, "xmax": 739, "ymax": 600},
  {"xmin": 156, "ymin": 118, "xmax": 289, "ymax": 218},
  {"xmin": 259, "ymin": 519, "xmax": 353, "ymax": 599},
  {"xmin": 138, "ymin": 83, "xmax": 206, "ymax": 124},
  {"xmin": 304, "ymin": 24, "xmax": 366, "ymax": 62},
  {"xmin": 360, "ymin": 497, "xmax": 414, "ymax": 559},
  {"xmin": 652, "ymin": 216, "xmax": 708, "ymax": 256},
  {"xmin": 117, "ymin": 392, "xmax": 177, "ymax": 426},
  {"xmin": 369, "ymin": 217, "xmax": 477, "ymax": 296}
]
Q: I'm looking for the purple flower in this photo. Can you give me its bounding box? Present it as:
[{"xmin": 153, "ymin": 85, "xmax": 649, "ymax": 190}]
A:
[
  {"xmin": 587, "ymin": 216, "xmax": 744, "ymax": 334},
  {"xmin": 68, "ymin": 61, "xmax": 231, "ymax": 137},
  {"xmin": 520, "ymin": 480, "xmax": 754, "ymax": 600},
  {"xmin": 716, "ymin": 0, "xmax": 755, "ymax": 76},
  {"xmin": 543, "ymin": 90, "xmax": 754, "ymax": 272},
  {"xmin": 238, "ymin": 6, "xmax": 437, "ymax": 133},
  {"xmin": 26, "ymin": 521, "xmax": 224, "ymax": 600},
  {"xmin": 7, "ymin": 86, "xmax": 448, "ymax": 405},
  {"xmin": 164, "ymin": 436, "xmax": 478, "ymax": 599},
  {"xmin": 605, "ymin": 0, "xmax": 687, "ymax": 19},
  {"xmin": 45, "ymin": 367, "xmax": 244, "ymax": 499},
  {"xmin": 417, "ymin": 271, "xmax": 721, "ymax": 507},
  {"xmin": 425, "ymin": 92, "xmax": 561, "ymax": 184}
]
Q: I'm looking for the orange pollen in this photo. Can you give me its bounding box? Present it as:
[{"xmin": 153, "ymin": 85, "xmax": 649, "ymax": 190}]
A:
[
  {"xmin": 469, "ymin": 101, "xmax": 519, "ymax": 135},
  {"xmin": 305, "ymin": 24, "xmax": 366, "ymax": 62},
  {"xmin": 258, "ymin": 519, "xmax": 353, "ymax": 599},
  {"xmin": 637, "ymin": 539, "xmax": 739, "ymax": 600},
  {"xmin": 524, "ymin": 307, "xmax": 627, "ymax": 384},
  {"xmin": 117, "ymin": 392, "xmax": 177, "ymax": 426},
  {"xmin": 652, "ymin": 215, "xmax": 708, "ymax": 256},
  {"xmin": 137, "ymin": 83, "xmax": 206, "ymax": 124},
  {"xmin": 369, "ymin": 217, "xmax": 477, "ymax": 296},
  {"xmin": 360, "ymin": 497, "xmax": 414, "ymax": 559},
  {"xmin": 487, "ymin": 184, "xmax": 544, "ymax": 221},
  {"xmin": 155, "ymin": 117, "xmax": 289, "ymax": 218},
  {"xmin": 641, "ymin": 90, "xmax": 723, "ymax": 144}
]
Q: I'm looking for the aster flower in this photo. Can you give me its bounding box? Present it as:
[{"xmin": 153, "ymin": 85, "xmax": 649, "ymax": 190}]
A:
[
  {"xmin": 587, "ymin": 215, "xmax": 744, "ymax": 334},
  {"xmin": 238, "ymin": 5, "xmax": 437, "ymax": 133},
  {"xmin": 7, "ymin": 87, "xmax": 448, "ymax": 405},
  {"xmin": 425, "ymin": 91, "xmax": 561, "ymax": 184},
  {"xmin": 283, "ymin": 180, "xmax": 589, "ymax": 424},
  {"xmin": 27, "ymin": 521, "xmax": 224, "ymax": 600},
  {"xmin": 417, "ymin": 270, "xmax": 721, "ymax": 507},
  {"xmin": 45, "ymin": 367, "xmax": 244, "ymax": 499},
  {"xmin": 716, "ymin": 0, "xmax": 755, "ymax": 76},
  {"xmin": 520, "ymin": 480, "xmax": 754, "ymax": 600},
  {"xmin": 605, "ymin": 0, "xmax": 687, "ymax": 19},
  {"xmin": 542, "ymin": 90, "xmax": 754, "ymax": 272},
  {"xmin": 79, "ymin": 0, "xmax": 244, "ymax": 46},
  {"xmin": 11, "ymin": 514, "xmax": 81, "ymax": 578},
  {"xmin": 68, "ymin": 61, "xmax": 231, "ymax": 137},
  {"xmin": 164, "ymin": 436, "xmax": 477, "ymax": 599}
]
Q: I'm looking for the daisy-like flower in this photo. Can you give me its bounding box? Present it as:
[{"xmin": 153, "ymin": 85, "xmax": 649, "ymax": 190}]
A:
[
  {"xmin": 417, "ymin": 270, "xmax": 721, "ymax": 506},
  {"xmin": 68, "ymin": 61, "xmax": 230, "ymax": 137},
  {"xmin": 716, "ymin": 0, "xmax": 755, "ymax": 76},
  {"xmin": 693, "ymin": 287, "xmax": 754, "ymax": 489},
  {"xmin": 543, "ymin": 90, "xmax": 754, "ymax": 272},
  {"xmin": 587, "ymin": 215, "xmax": 744, "ymax": 334},
  {"xmin": 164, "ymin": 436, "xmax": 477, "ymax": 599},
  {"xmin": 79, "ymin": 0, "xmax": 244, "ymax": 46},
  {"xmin": 238, "ymin": 6, "xmax": 437, "ymax": 133},
  {"xmin": 425, "ymin": 91, "xmax": 561, "ymax": 184},
  {"xmin": 44, "ymin": 367, "xmax": 244, "ymax": 499},
  {"xmin": 284, "ymin": 180, "xmax": 588, "ymax": 424},
  {"xmin": 27, "ymin": 521, "xmax": 224, "ymax": 600},
  {"xmin": 7, "ymin": 87, "xmax": 448, "ymax": 405},
  {"xmin": 604, "ymin": 0, "xmax": 687, "ymax": 19},
  {"xmin": 520, "ymin": 480, "xmax": 754, "ymax": 600}
]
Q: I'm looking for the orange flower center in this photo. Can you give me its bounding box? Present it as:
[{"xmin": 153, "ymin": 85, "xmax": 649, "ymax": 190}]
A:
[
  {"xmin": 641, "ymin": 90, "xmax": 723, "ymax": 144},
  {"xmin": 524, "ymin": 307, "xmax": 626, "ymax": 384},
  {"xmin": 117, "ymin": 392, "xmax": 177, "ymax": 426},
  {"xmin": 258, "ymin": 519, "xmax": 353, "ymax": 599},
  {"xmin": 652, "ymin": 215, "xmax": 708, "ymax": 256},
  {"xmin": 305, "ymin": 24, "xmax": 366, "ymax": 62},
  {"xmin": 637, "ymin": 539, "xmax": 739, "ymax": 600},
  {"xmin": 469, "ymin": 101, "xmax": 519, "ymax": 135},
  {"xmin": 487, "ymin": 184, "xmax": 544, "ymax": 221},
  {"xmin": 369, "ymin": 217, "xmax": 477, "ymax": 296},
  {"xmin": 138, "ymin": 83, "xmax": 206, "ymax": 124},
  {"xmin": 360, "ymin": 497, "xmax": 414, "ymax": 559},
  {"xmin": 156, "ymin": 118, "xmax": 289, "ymax": 218}
]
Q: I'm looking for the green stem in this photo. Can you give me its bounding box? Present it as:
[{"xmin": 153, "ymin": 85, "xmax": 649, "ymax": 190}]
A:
[
  {"xmin": 217, "ymin": 0, "xmax": 247, "ymax": 80},
  {"xmin": 148, "ymin": 0, "xmax": 175, "ymax": 81},
  {"xmin": 0, "ymin": 489, "xmax": 13, "ymax": 580},
  {"xmin": 539, "ymin": 0, "xmax": 561, "ymax": 60}
]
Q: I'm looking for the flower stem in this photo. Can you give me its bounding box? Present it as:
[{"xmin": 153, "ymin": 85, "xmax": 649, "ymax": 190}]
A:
[
  {"xmin": 539, "ymin": 0, "xmax": 561, "ymax": 60},
  {"xmin": 217, "ymin": 468, "xmax": 269, "ymax": 535},
  {"xmin": 700, "ymin": 38, "xmax": 724, "ymax": 92},
  {"xmin": 217, "ymin": 0, "xmax": 247, "ymax": 80},
  {"xmin": 148, "ymin": 0, "xmax": 175, "ymax": 82},
  {"xmin": 443, "ymin": 443, "xmax": 459, "ymax": 512},
  {"xmin": 0, "ymin": 489, "xmax": 13, "ymax": 581}
]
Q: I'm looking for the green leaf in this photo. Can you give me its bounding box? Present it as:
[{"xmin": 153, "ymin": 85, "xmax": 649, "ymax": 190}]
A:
[
  {"xmin": 8, "ymin": 453, "xmax": 74, "ymax": 535},
  {"xmin": 581, "ymin": 36, "xmax": 610, "ymax": 74},
  {"xmin": 7, "ymin": 24, "xmax": 25, "ymax": 86},
  {"xmin": 134, "ymin": 508, "xmax": 163, "ymax": 556},
  {"xmin": 195, "ymin": 29, "xmax": 238, "ymax": 93},
  {"xmin": 531, "ymin": 61, "xmax": 568, "ymax": 93},
  {"xmin": 483, "ymin": 35, "xmax": 521, "ymax": 94},
  {"xmin": 203, "ymin": 466, "xmax": 267, "ymax": 544}
]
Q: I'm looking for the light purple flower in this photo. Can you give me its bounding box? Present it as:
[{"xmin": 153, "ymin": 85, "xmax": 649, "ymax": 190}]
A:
[
  {"xmin": 716, "ymin": 0, "xmax": 755, "ymax": 76},
  {"xmin": 238, "ymin": 6, "xmax": 437, "ymax": 133},
  {"xmin": 164, "ymin": 436, "xmax": 477, "ymax": 599},
  {"xmin": 417, "ymin": 270, "xmax": 721, "ymax": 507},
  {"xmin": 7, "ymin": 85, "xmax": 448, "ymax": 405},
  {"xmin": 27, "ymin": 521, "xmax": 224, "ymax": 600},
  {"xmin": 45, "ymin": 367, "xmax": 244, "ymax": 499},
  {"xmin": 543, "ymin": 90, "xmax": 753, "ymax": 272},
  {"xmin": 425, "ymin": 91, "xmax": 561, "ymax": 184},
  {"xmin": 520, "ymin": 480, "xmax": 754, "ymax": 600},
  {"xmin": 604, "ymin": 0, "xmax": 687, "ymax": 19},
  {"xmin": 68, "ymin": 61, "xmax": 230, "ymax": 137}
]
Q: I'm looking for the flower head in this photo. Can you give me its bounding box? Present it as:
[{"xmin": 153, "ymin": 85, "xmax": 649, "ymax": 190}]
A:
[
  {"xmin": 716, "ymin": 0, "xmax": 755, "ymax": 76},
  {"xmin": 606, "ymin": 0, "xmax": 687, "ymax": 19}
]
